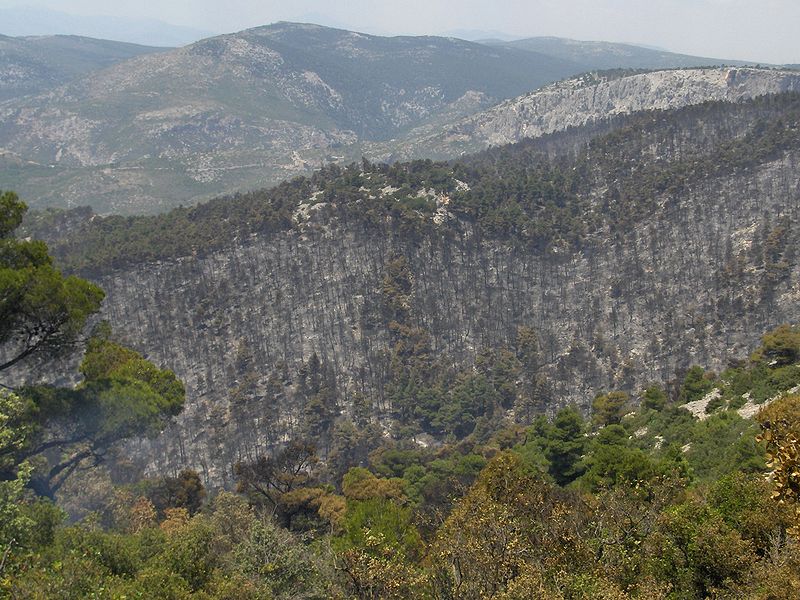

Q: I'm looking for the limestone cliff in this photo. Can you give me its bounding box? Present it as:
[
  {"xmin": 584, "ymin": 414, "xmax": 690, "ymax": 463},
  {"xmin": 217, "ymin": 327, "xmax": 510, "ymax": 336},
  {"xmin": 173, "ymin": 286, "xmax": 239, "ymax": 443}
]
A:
[{"xmin": 378, "ymin": 68, "xmax": 800, "ymax": 160}]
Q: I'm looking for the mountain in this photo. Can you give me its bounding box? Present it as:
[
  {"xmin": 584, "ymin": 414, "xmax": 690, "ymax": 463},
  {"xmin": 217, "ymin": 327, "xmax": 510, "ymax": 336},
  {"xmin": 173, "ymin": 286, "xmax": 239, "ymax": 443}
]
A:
[
  {"xmin": 0, "ymin": 22, "xmax": 590, "ymax": 214},
  {"xmin": 375, "ymin": 67, "xmax": 800, "ymax": 161},
  {"xmin": 0, "ymin": 24, "xmax": 789, "ymax": 216},
  {"xmin": 484, "ymin": 36, "xmax": 749, "ymax": 71},
  {"xmin": 20, "ymin": 92, "xmax": 800, "ymax": 481},
  {"xmin": 0, "ymin": 6, "xmax": 214, "ymax": 47},
  {"xmin": 0, "ymin": 34, "xmax": 167, "ymax": 101},
  {"xmin": 442, "ymin": 29, "xmax": 520, "ymax": 41}
]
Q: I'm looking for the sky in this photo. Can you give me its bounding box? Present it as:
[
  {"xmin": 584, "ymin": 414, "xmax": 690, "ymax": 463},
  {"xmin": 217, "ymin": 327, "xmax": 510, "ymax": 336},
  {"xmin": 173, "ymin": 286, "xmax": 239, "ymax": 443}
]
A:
[{"xmin": 1, "ymin": 0, "xmax": 798, "ymax": 64}]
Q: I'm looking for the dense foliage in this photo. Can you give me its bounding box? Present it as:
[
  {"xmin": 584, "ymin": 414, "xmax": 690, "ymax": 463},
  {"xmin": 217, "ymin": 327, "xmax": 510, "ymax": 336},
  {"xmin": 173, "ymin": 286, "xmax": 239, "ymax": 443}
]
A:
[
  {"xmin": 3, "ymin": 320, "xmax": 800, "ymax": 598},
  {"xmin": 0, "ymin": 190, "xmax": 104, "ymax": 373},
  {"xmin": 7, "ymin": 92, "xmax": 800, "ymax": 597},
  {"xmin": 0, "ymin": 193, "xmax": 187, "ymax": 575}
]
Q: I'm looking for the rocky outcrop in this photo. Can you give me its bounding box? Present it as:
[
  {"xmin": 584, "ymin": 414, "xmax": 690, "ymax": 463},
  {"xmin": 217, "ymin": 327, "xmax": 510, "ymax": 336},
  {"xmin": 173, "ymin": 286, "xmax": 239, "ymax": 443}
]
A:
[{"xmin": 380, "ymin": 68, "xmax": 800, "ymax": 160}]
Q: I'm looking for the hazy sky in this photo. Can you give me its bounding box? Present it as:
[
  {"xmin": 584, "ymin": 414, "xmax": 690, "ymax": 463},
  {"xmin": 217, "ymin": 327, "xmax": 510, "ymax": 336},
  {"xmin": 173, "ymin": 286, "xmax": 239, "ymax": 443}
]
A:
[{"xmin": 3, "ymin": 0, "xmax": 799, "ymax": 64}]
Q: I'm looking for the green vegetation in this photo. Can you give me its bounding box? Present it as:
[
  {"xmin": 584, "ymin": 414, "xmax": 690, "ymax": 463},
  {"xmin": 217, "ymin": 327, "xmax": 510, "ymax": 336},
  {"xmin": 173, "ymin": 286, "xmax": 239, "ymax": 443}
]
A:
[
  {"xmin": 0, "ymin": 192, "xmax": 186, "ymax": 576},
  {"xmin": 1, "ymin": 190, "xmax": 104, "ymax": 372},
  {"xmin": 5, "ymin": 229, "xmax": 800, "ymax": 598},
  {"xmin": 5, "ymin": 90, "xmax": 800, "ymax": 597}
]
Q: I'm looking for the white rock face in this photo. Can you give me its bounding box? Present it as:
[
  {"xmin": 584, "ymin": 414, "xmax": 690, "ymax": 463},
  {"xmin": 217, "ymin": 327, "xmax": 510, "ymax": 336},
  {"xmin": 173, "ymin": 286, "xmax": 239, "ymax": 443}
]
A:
[
  {"xmin": 391, "ymin": 68, "xmax": 800, "ymax": 158},
  {"xmin": 737, "ymin": 384, "xmax": 800, "ymax": 419},
  {"xmin": 682, "ymin": 388, "xmax": 721, "ymax": 421}
]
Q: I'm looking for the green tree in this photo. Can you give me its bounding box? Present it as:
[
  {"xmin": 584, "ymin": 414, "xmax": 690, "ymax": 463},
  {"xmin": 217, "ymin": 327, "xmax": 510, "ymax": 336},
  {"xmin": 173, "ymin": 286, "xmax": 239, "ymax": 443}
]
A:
[
  {"xmin": 546, "ymin": 406, "xmax": 587, "ymax": 485},
  {"xmin": 21, "ymin": 330, "xmax": 185, "ymax": 497},
  {"xmin": 145, "ymin": 469, "xmax": 206, "ymax": 518},
  {"xmin": 0, "ymin": 191, "xmax": 104, "ymax": 375},
  {"xmin": 641, "ymin": 384, "xmax": 667, "ymax": 411},
  {"xmin": 648, "ymin": 499, "xmax": 756, "ymax": 598},
  {"xmin": 436, "ymin": 372, "xmax": 499, "ymax": 438},
  {"xmin": 430, "ymin": 451, "xmax": 589, "ymax": 599},
  {"xmin": 0, "ymin": 193, "xmax": 185, "ymax": 498},
  {"xmin": 679, "ymin": 366, "xmax": 715, "ymax": 404},
  {"xmin": 752, "ymin": 324, "xmax": 800, "ymax": 367},
  {"xmin": 233, "ymin": 516, "xmax": 331, "ymax": 599},
  {"xmin": 581, "ymin": 425, "xmax": 657, "ymax": 490},
  {"xmin": 592, "ymin": 391, "xmax": 630, "ymax": 427},
  {"xmin": 334, "ymin": 498, "xmax": 426, "ymax": 600},
  {"xmin": 0, "ymin": 390, "xmax": 34, "ymax": 574}
]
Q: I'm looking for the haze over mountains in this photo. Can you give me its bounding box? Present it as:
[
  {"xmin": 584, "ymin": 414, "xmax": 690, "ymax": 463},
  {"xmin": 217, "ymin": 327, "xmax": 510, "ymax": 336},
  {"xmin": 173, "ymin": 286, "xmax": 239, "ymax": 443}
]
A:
[
  {"xmin": 484, "ymin": 37, "xmax": 750, "ymax": 71},
  {"xmin": 0, "ymin": 34, "xmax": 166, "ymax": 101},
  {"xmin": 0, "ymin": 6, "xmax": 214, "ymax": 47},
  {"xmin": 0, "ymin": 21, "xmax": 776, "ymax": 214}
]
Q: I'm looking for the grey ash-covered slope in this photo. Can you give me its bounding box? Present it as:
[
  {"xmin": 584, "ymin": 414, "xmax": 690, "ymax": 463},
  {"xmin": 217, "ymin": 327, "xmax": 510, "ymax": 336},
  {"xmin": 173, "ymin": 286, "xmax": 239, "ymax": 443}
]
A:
[
  {"xmin": 0, "ymin": 22, "xmax": 581, "ymax": 214},
  {"xmin": 483, "ymin": 36, "xmax": 748, "ymax": 71},
  {"xmin": 26, "ymin": 94, "xmax": 800, "ymax": 482},
  {"xmin": 376, "ymin": 67, "xmax": 800, "ymax": 161},
  {"xmin": 0, "ymin": 34, "xmax": 167, "ymax": 101}
]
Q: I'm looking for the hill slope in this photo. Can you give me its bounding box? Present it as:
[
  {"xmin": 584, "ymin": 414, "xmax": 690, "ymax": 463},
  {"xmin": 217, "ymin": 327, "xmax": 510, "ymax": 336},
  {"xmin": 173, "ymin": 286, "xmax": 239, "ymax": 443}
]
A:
[
  {"xmin": 0, "ymin": 34, "xmax": 167, "ymax": 101},
  {"xmin": 20, "ymin": 93, "xmax": 800, "ymax": 481},
  {"xmin": 0, "ymin": 22, "xmax": 584, "ymax": 214},
  {"xmin": 376, "ymin": 67, "xmax": 800, "ymax": 161}
]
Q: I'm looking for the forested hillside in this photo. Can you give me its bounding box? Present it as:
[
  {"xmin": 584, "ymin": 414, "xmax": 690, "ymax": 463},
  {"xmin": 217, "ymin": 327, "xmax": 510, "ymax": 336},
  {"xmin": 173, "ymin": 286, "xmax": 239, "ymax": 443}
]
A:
[
  {"xmin": 15, "ymin": 91, "xmax": 800, "ymax": 486},
  {"xmin": 4, "ymin": 314, "xmax": 800, "ymax": 597},
  {"xmin": 3, "ymin": 40, "xmax": 800, "ymax": 599}
]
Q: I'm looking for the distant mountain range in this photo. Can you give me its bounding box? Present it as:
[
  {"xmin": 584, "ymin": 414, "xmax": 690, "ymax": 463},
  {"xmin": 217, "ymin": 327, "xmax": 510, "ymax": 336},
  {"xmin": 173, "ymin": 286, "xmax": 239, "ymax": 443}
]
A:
[
  {"xmin": 370, "ymin": 68, "xmax": 800, "ymax": 162},
  {"xmin": 0, "ymin": 34, "xmax": 166, "ymax": 101},
  {"xmin": 481, "ymin": 36, "xmax": 749, "ymax": 71},
  {"xmin": 0, "ymin": 22, "xmax": 783, "ymax": 214},
  {"xmin": 0, "ymin": 6, "xmax": 214, "ymax": 47}
]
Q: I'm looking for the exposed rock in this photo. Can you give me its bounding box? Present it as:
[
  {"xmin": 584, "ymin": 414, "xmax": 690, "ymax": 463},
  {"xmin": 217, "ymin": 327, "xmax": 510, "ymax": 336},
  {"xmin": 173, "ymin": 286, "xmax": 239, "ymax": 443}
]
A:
[
  {"xmin": 682, "ymin": 389, "xmax": 721, "ymax": 421},
  {"xmin": 737, "ymin": 384, "xmax": 800, "ymax": 419},
  {"xmin": 384, "ymin": 68, "xmax": 800, "ymax": 160}
]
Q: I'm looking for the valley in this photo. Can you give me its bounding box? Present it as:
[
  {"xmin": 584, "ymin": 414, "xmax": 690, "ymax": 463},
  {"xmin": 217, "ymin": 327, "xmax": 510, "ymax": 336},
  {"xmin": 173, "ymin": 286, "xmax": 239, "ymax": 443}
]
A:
[
  {"xmin": 0, "ymin": 23, "xmax": 774, "ymax": 215},
  {"xmin": 3, "ymin": 16, "xmax": 800, "ymax": 599}
]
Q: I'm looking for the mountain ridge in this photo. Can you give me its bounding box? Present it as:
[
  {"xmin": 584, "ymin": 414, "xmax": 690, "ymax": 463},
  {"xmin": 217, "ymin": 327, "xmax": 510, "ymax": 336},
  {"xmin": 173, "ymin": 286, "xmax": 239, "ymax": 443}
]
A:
[
  {"xmin": 483, "ymin": 36, "xmax": 753, "ymax": 71},
  {"xmin": 374, "ymin": 67, "xmax": 800, "ymax": 161},
  {"xmin": 18, "ymin": 93, "xmax": 800, "ymax": 481},
  {"xmin": 0, "ymin": 22, "xmax": 586, "ymax": 214},
  {"xmin": 0, "ymin": 22, "xmax": 782, "ymax": 215},
  {"xmin": 0, "ymin": 33, "xmax": 167, "ymax": 101}
]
